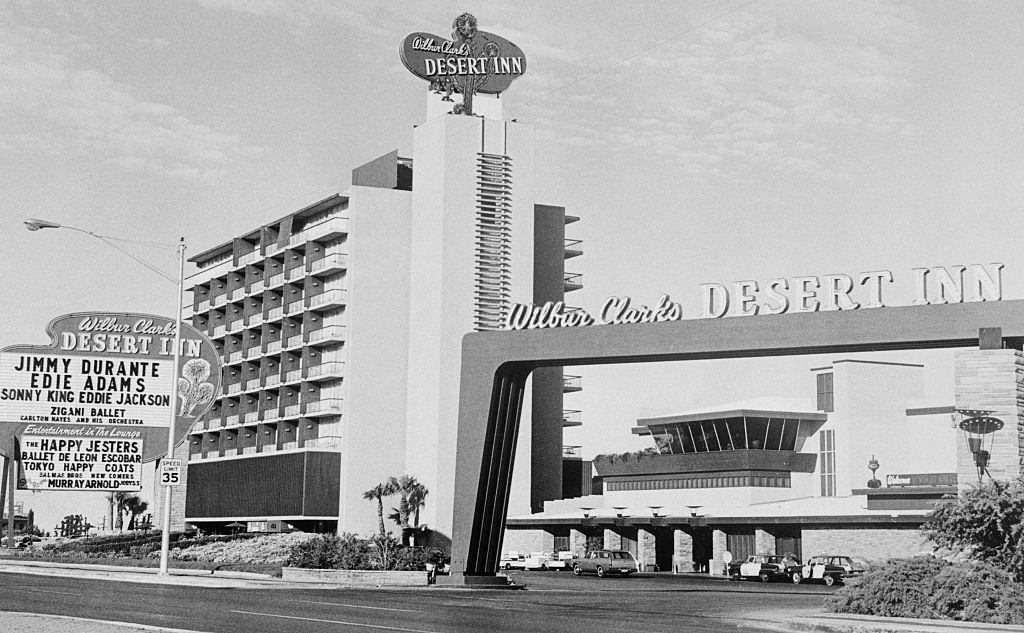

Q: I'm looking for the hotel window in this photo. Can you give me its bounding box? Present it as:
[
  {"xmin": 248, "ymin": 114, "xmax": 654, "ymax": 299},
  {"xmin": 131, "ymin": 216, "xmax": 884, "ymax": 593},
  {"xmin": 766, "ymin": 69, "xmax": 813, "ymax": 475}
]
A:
[
  {"xmin": 819, "ymin": 429, "xmax": 836, "ymax": 496},
  {"xmin": 816, "ymin": 372, "xmax": 834, "ymax": 412}
]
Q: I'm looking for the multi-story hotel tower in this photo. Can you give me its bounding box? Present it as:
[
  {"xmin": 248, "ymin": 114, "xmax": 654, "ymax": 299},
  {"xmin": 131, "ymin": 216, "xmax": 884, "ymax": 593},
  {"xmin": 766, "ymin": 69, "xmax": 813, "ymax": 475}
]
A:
[{"xmin": 157, "ymin": 90, "xmax": 585, "ymax": 543}]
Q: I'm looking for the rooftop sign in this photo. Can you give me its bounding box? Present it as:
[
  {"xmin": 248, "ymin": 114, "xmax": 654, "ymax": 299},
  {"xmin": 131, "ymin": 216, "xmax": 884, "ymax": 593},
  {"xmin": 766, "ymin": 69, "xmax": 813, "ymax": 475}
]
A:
[
  {"xmin": 400, "ymin": 13, "xmax": 526, "ymax": 115},
  {"xmin": 0, "ymin": 312, "xmax": 221, "ymax": 472}
]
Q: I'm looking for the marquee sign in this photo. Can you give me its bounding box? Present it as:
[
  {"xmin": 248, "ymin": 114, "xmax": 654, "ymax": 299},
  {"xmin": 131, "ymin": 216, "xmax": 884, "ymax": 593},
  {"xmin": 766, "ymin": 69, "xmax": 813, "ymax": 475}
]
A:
[
  {"xmin": 507, "ymin": 263, "xmax": 1005, "ymax": 330},
  {"xmin": 0, "ymin": 312, "xmax": 221, "ymax": 469},
  {"xmin": 400, "ymin": 13, "xmax": 526, "ymax": 115}
]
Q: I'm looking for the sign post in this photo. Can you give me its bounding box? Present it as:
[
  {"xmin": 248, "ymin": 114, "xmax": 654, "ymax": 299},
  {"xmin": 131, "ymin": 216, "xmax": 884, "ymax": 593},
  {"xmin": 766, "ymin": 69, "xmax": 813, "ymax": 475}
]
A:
[
  {"xmin": 160, "ymin": 459, "xmax": 183, "ymax": 487},
  {"xmin": 159, "ymin": 238, "xmax": 185, "ymax": 575}
]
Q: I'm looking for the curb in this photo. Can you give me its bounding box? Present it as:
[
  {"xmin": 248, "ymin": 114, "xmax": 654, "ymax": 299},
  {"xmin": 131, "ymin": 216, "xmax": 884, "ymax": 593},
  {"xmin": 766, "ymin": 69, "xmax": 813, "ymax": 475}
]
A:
[{"xmin": 751, "ymin": 611, "xmax": 1024, "ymax": 633}]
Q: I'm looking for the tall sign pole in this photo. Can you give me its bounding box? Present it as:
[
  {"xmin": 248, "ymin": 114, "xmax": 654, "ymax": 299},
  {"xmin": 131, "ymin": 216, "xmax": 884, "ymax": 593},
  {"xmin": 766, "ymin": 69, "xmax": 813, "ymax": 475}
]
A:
[
  {"xmin": 158, "ymin": 237, "xmax": 186, "ymax": 575},
  {"xmin": 5, "ymin": 440, "xmax": 13, "ymax": 548}
]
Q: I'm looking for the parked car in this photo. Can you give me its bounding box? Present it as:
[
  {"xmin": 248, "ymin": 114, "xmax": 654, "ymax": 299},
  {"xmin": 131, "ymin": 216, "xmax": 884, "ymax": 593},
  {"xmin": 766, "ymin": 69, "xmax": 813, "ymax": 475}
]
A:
[
  {"xmin": 570, "ymin": 550, "xmax": 638, "ymax": 577},
  {"xmin": 796, "ymin": 555, "xmax": 866, "ymax": 586},
  {"xmin": 541, "ymin": 551, "xmax": 575, "ymax": 571},
  {"xmin": 728, "ymin": 554, "xmax": 801, "ymax": 582},
  {"xmin": 499, "ymin": 551, "xmax": 527, "ymax": 570}
]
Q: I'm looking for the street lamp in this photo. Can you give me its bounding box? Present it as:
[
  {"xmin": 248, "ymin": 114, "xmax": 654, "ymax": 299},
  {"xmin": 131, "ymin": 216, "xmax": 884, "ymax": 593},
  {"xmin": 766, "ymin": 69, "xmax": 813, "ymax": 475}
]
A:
[
  {"xmin": 953, "ymin": 408, "xmax": 1004, "ymax": 482},
  {"xmin": 25, "ymin": 218, "xmax": 186, "ymax": 575}
]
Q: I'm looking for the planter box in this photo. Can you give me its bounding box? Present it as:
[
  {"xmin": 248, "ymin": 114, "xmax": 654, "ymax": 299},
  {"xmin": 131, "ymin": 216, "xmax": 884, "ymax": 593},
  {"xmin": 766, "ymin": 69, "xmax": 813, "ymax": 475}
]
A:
[{"xmin": 282, "ymin": 567, "xmax": 427, "ymax": 587}]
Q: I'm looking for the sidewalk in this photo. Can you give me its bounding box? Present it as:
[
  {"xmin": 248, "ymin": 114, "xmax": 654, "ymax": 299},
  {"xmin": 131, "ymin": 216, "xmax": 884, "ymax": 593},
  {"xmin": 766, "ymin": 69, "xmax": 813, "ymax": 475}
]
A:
[{"xmin": 3, "ymin": 559, "xmax": 1021, "ymax": 633}]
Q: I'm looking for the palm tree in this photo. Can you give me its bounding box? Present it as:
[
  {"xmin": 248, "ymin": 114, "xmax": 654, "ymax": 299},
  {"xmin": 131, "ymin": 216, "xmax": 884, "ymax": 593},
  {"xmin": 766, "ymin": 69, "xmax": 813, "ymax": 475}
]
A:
[
  {"xmin": 363, "ymin": 481, "xmax": 397, "ymax": 537},
  {"xmin": 386, "ymin": 475, "xmax": 428, "ymax": 544},
  {"xmin": 123, "ymin": 495, "xmax": 149, "ymax": 530},
  {"xmin": 108, "ymin": 491, "xmax": 130, "ymax": 531}
]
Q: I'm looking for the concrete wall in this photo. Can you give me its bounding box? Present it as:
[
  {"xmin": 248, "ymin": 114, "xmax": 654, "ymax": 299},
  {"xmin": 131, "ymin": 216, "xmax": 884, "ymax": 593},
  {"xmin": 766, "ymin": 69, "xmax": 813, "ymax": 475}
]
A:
[
  {"xmin": 408, "ymin": 114, "xmax": 536, "ymax": 542},
  {"xmin": 802, "ymin": 527, "xmax": 930, "ymax": 564},
  {"xmin": 954, "ymin": 349, "xmax": 1024, "ymax": 485},
  {"xmin": 339, "ymin": 185, "xmax": 411, "ymax": 536}
]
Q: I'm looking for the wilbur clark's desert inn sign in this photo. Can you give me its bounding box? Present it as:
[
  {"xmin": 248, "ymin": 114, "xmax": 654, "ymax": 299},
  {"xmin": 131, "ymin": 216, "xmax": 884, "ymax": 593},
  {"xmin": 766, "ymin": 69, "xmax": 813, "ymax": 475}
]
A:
[
  {"xmin": 400, "ymin": 13, "xmax": 526, "ymax": 116},
  {"xmin": 507, "ymin": 263, "xmax": 1005, "ymax": 329}
]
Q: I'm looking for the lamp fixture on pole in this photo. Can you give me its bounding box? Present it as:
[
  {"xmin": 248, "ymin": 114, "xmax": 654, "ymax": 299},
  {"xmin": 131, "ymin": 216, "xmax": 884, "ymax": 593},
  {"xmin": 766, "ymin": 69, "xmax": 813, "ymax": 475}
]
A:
[
  {"xmin": 25, "ymin": 219, "xmax": 186, "ymax": 576},
  {"xmin": 953, "ymin": 408, "xmax": 1004, "ymax": 482}
]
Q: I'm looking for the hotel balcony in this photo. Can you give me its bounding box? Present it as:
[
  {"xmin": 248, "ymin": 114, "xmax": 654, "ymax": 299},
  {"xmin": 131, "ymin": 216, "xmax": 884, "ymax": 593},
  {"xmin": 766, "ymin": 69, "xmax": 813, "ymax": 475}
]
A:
[
  {"xmin": 283, "ymin": 333, "xmax": 303, "ymax": 349},
  {"xmin": 212, "ymin": 324, "xmax": 227, "ymax": 338},
  {"xmin": 196, "ymin": 299, "xmax": 210, "ymax": 313},
  {"xmin": 285, "ymin": 299, "xmax": 304, "ymax": 315},
  {"xmin": 267, "ymin": 306, "xmax": 284, "ymax": 321},
  {"xmin": 227, "ymin": 319, "xmax": 244, "ymax": 334},
  {"xmin": 564, "ymin": 238, "xmax": 583, "ymax": 259},
  {"xmin": 303, "ymin": 217, "xmax": 349, "ymax": 243},
  {"xmin": 266, "ymin": 340, "xmax": 282, "ymax": 354},
  {"xmin": 309, "ymin": 289, "xmax": 348, "ymax": 310},
  {"xmin": 306, "ymin": 361, "xmax": 346, "ymax": 381},
  {"xmin": 562, "ymin": 409, "xmax": 582, "ymax": 427},
  {"xmin": 563, "ymin": 375, "xmax": 582, "ymax": 393},
  {"xmin": 309, "ymin": 253, "xmax": 348, "ymax": 275},
  {"xmin": 224, "ymin": 414, "xmax": 240, "ymax": 426},
  {"xmin": 211, "ymin": 293, "xmax": 228, "ymax": 308},
  {"xmin": 244, "ymin": 378, "xmax": 261, "ymax": 391},
  {"xmin": 250, "ymin": 279, "xmax": 265, "ymax": 294},
  {"xmin": 266, "ymin": 374, "xmax": 281, "ymax": 387},
  {"xmin": 564, "ymin": 272, "xmax": 583, "ymax": 293},
  {"xmin": 304, "ymin": 435, "xmax": 342, "ymax": 450},
  {"xmin": 225, "ymin": 382, "xmax": 242, "ymax": 395},
  {"xmin": 309, "ymin": 324, "xmax": 346, "ymax": 344},
  {"xmin": 305, "ymin": 399, "xmax": 344, "ymax": 417},
  {"xmin": 227, "ymin": 351, "xmax": 244, "ymax": 364},
  {"xmin": 282, "ymin": 403, "xmax": 302, "ymax": 419},
  {"xmin": 243, "ymin": 411, "xmax": 259, "ymax": 423},
  {"xmin": 563, "ymin": 445, "xmax": 583, "ymax": 458},
  {"xmin": 263, "ymin": 409, "xmax": 281, "ymax": 422},
  {"xmin": 267, "ymin": 272, "xmax": 285, "ymax": 288},
  {"xmin": 238, "ymin": 250, "xmax": 261, "ymax": 266},
  {"xmin": 227, "ymin": 287, "xmax": 242, "ymax": 301},
  {"xmin": 283, "ymin": 368, "xmax": 302, "ymax": 383}
]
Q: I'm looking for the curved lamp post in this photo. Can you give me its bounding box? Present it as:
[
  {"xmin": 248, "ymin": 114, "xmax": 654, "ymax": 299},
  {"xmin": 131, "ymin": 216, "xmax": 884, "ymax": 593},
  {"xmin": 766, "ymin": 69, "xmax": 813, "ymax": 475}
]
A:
[{"xmin": 24, "ymin": 218, "xmax": 185, "ymax": 575}]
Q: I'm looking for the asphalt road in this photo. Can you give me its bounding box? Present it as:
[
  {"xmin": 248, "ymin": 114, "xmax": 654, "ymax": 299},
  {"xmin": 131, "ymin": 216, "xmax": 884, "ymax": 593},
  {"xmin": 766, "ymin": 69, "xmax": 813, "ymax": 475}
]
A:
[{"xmin": 0, "ymin": 570, "xmax": 834, "ymax": 633}]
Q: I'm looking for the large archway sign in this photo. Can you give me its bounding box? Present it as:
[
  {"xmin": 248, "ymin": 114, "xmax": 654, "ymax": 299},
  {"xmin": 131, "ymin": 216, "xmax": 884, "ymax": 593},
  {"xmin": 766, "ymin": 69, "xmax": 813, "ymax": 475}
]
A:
[{"xmin": 447, "ymin": 299, "xmax": 1024, "ymax": 581}]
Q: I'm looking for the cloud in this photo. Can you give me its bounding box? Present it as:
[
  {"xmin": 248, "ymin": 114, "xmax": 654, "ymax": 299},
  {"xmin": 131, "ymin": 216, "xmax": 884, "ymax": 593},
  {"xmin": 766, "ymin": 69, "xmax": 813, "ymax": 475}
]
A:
[
  {"xmin": 515, "ymin": 1, "xmax": 923, "ymax": 182},
  {"xmin": 0, "ymin": 22, "xmax": 261, "ymax": 180}
]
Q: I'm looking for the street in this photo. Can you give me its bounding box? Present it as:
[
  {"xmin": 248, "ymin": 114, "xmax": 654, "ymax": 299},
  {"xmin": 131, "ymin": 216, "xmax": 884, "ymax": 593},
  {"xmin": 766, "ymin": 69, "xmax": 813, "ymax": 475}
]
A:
[{"xmin": 0, "ymin": 570, "xmax": 833, "ymax": 633}]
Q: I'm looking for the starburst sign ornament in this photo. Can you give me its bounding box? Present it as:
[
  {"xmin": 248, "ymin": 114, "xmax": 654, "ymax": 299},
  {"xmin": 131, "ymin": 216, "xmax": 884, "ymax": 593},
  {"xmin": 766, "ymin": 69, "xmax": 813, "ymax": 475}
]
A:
[{"xmin": 400, "ymin": 13, "xmax": 527, "ymax": 116}]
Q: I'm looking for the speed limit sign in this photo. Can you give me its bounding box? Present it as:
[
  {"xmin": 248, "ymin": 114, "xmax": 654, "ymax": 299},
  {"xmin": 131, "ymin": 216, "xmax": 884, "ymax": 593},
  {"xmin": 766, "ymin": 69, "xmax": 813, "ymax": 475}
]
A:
[{"xmin": 160, "ymin": 459, "xmax": 183, "ymax": 487}]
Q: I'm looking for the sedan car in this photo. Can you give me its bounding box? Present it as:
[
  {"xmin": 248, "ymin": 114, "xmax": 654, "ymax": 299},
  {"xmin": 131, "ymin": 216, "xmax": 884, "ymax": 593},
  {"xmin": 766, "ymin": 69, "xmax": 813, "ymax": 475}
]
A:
[
  {"xmin": 728, "ymin": 554, "xmax": 801, "ymax": 582},
  {"xmin": 796, "ymin": 555, "xmax": 866, "ymax": 586},
  {"xmin": 570, "ymin": 550, "xmax": 638, "ymax": 577}
]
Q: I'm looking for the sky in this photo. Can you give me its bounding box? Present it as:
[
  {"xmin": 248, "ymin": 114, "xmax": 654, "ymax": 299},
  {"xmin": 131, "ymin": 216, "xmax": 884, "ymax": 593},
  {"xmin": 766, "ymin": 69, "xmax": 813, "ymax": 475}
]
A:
[{"xmin": 3, "ymin": 1, "xmax": 1024, "ymax": 532}]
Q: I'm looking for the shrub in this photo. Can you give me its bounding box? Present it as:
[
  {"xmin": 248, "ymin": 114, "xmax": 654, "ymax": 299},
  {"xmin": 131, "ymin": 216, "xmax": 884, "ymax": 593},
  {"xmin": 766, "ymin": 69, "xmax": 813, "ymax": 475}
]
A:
[
  {"xmin": 828, "ymin": 555, "xmax": 1024, "ymax": 624},
  {"xmin": 285, "ymin": 533, "xmax": 444, "ymax": 571}
]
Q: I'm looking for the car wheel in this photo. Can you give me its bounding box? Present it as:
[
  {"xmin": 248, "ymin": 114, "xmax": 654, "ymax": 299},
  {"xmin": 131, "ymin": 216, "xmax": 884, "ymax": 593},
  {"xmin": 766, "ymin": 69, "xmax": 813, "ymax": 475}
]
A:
[
  {"xmin": 759, "ymin": 571, "xmax": 771, "ymax": 583},
  {"xmin": 824, "ymin": 574, "xmax": 836, "ymax": 587},
  {"xmin": 572, "ymin": 564, "xmax": 582, "ymax": 576},
  {"xmin": 791, "ymin": 572, "xmax": 802, "ymax": 584},
  {"xmin": 730, "ymin": 570, "xmax": 741, "ymax": 581},
  {"xmin": 503, "ymin": 563, "xmax": 512, "ymax": 570},
  {"xmin": 596, "ymin": 565, "xmax": 605, "ymax": 578}
]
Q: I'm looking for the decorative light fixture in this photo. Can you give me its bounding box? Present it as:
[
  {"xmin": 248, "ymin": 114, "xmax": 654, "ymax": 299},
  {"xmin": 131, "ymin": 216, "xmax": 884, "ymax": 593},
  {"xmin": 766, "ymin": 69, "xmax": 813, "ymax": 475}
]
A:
[
  {"xmin": 953, "ymin": 408, "xmax": 1004, "ymax": 482},
  {"xmin": 579, "ymin": 506, "xmax": 593, "ymax": 519}
]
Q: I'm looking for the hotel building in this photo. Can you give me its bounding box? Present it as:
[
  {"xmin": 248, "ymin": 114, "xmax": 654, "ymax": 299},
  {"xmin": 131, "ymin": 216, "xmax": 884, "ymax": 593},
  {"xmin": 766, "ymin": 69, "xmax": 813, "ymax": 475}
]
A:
[{"xmin": 157, "ymin": 93, "xmax": 585, "ymax": 541}]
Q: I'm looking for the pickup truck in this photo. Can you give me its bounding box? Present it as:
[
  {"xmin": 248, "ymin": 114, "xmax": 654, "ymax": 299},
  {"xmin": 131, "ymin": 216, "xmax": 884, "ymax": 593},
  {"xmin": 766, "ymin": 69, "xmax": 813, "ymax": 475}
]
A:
[{"xmin": 499, "ymin": 551, "xmax": 527, "ymax": 570}]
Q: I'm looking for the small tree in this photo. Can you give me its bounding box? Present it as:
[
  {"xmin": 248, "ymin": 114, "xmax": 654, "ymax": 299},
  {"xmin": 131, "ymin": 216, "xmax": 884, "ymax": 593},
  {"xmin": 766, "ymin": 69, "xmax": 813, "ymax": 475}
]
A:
[
  {"xmin": 386, "ymin": 475, "xmax": 429, "ymax": 545},
  {"xmin": 922, "ymin": 475, "xmax": 1024, "ymax": 581},
  {"xmin": 363, "ymin": 481, "xmax": 397, "ymax": 537}
]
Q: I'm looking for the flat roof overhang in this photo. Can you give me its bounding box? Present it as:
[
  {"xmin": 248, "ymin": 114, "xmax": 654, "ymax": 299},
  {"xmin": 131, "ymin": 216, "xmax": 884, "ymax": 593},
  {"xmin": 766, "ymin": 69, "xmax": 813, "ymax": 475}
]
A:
[{"xmin": 505, "ymin": 514, "xmax": 927, "ymax": 529}]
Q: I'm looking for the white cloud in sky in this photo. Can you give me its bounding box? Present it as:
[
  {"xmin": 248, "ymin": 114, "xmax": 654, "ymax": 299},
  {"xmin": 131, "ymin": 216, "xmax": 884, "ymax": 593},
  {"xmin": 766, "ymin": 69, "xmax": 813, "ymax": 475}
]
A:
[
  {"xmin": 0, "ymin": 22, "xmax": 261, "ymax": 181},
  {"xmin": 521, "ymin": 1, "xmax": 923, "ymax": 182}
]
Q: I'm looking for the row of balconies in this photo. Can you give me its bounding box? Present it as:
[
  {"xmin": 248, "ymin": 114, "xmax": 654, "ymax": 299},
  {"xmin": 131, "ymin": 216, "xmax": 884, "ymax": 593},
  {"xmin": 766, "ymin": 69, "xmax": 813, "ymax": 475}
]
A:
[
  {"xmin": 189, "ymin": 419, "xmax": 343, "ymax": 461},
  {"xmin": 197, "ymin": 253, "xmax": 346, "ymax": 312},
  {"xmin": 199, "ymin": 397, "xmax": 345, "ymax": 433},
  {"xmin": 218, "ymin": 334, "xmax": 345, "ymax": 370},
  {"xmin": 229, "ymin": 217, "xmax": 348, "ymax": 269},
  {"xmin": 200, "ymin": 286, "xmax": 348, "ymax": 324},
  {"xmin": 222, "ymin": 361, "xmax": 346, "ymax": 395}
]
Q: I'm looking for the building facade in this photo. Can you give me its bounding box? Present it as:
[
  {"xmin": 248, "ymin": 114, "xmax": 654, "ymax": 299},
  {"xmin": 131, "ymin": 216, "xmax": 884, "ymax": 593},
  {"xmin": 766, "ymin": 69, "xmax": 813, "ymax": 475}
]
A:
[
  {"xmin": 155, "ymin": 92, "xmax": 584, "ymax": 542},
  {"xmin": 503, "ymin": 355, "xmax": 1021, "ymax": 572}
]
